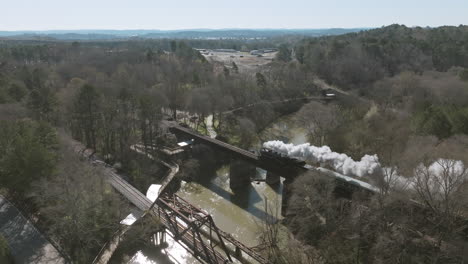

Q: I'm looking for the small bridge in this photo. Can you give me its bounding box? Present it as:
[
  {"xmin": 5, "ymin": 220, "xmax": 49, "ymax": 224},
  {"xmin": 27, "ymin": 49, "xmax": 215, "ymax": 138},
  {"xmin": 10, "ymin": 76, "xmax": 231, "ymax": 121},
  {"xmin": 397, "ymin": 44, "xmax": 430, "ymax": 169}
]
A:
[{"xmin": 222, "ymin": 96, "xmax": 334, "ymax": 115}]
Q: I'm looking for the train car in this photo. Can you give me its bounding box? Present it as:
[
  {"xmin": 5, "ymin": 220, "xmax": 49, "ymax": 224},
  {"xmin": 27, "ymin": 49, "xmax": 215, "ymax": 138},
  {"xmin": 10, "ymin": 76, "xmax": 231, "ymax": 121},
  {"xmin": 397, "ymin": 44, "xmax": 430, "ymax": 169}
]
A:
[
  {"xmin": 321, "ymin": 89, "xmax": 336, "ymax": 99},
  {"xmin": 259, "ymin": 148, "xmax": 306, "ymax": 167}
]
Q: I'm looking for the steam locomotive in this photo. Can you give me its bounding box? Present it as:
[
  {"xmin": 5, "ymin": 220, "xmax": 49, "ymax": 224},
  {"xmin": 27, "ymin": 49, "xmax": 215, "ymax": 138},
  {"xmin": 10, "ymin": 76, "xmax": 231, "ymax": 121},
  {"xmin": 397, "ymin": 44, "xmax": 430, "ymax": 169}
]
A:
[{"xmin": 259, "ymin": 148, "xmax": 306, "ymax": 167}]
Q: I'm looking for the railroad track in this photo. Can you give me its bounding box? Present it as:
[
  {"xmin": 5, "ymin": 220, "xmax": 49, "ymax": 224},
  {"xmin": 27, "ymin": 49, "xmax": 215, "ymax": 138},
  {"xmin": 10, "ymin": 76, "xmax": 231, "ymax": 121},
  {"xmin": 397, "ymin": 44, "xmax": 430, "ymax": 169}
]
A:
[
  {"xmin": 170, "ymin": 125, "xmax": 258, "ymax": 161},
  {"xmin": 164, "ymin": 194, "xmax": 268, "ymax": 264},
  {"xmin": 106, "ymin": 171, "xmax": 230, "ymax": 263}
]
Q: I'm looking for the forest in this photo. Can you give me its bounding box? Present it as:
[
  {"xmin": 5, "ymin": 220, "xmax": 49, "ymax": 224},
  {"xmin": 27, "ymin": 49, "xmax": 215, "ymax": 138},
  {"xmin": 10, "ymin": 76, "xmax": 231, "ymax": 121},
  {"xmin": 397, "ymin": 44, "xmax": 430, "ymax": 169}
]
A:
[{"xmin": 0, "ymin": 24, "xmax": 468, "ymax": 263}]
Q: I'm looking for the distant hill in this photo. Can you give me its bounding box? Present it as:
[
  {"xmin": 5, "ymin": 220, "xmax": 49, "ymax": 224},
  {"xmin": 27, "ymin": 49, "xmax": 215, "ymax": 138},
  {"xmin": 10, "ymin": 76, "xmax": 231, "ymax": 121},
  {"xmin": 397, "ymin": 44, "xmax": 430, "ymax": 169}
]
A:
[
  {"xmin": 0, "ymin": 28, "xmax": 369, "ymax": 40},
  {"xmin": 294, "ymin": 24, "xmax": 468, "ymax": 89}
]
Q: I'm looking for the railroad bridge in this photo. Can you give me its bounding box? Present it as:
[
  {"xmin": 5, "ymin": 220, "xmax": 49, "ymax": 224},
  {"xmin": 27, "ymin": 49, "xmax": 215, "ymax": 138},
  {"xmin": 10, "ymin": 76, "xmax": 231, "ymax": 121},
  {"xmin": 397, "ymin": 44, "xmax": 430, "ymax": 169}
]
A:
[
  {"xmin": 169, "ymin": 125, "xmax": 307, "ymax": 184},
  {"xmin": 169, "ymin": 124, "xmax": 378, "ymax": 215}
]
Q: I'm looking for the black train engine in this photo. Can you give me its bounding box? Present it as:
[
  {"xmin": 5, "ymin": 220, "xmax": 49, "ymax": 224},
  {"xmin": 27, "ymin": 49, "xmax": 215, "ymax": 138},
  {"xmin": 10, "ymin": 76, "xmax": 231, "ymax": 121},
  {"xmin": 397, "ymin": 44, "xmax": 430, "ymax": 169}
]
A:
[{"xmin": 259, "ymin": 148, "xmax": 306, "ymax": 167}]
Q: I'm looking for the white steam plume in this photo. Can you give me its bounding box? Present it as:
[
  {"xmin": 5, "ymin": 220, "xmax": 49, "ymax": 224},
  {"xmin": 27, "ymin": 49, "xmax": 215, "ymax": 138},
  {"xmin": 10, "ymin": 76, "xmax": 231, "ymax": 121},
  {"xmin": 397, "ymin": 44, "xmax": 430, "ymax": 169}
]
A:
[
  {"xmin": 263, "ymin": 140, "xmax": 382, "ymax": 178},
  {"xmin": 263, "ymin": 141, "xmax": 468, "ymax": 195}
]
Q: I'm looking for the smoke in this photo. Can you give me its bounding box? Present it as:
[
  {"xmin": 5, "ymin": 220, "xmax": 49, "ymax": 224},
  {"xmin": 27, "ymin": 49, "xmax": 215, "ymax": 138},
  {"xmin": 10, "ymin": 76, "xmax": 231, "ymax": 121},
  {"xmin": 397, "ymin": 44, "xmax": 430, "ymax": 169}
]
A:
[
  {"xmin": 263, "ymin": 140, "xmax": 382, "ymax": 178},
  {"xmin": 263, "ymin": 141, "xmax": 468, "ymax": 196},
  {"xmin": 414, "ymin": 159, "xmax": 467, "ymax": 192}
]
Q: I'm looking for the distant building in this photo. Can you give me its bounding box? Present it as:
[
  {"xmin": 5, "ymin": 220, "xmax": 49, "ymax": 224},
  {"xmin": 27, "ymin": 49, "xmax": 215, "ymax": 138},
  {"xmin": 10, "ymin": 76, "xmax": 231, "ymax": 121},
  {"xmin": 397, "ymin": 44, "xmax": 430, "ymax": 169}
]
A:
[
  {"xmin": 250, "ymin": 48, "xmax": 277, "ymax": 55},
  {"xmin": 250, "ymin": 50, "xmax": 262, "ymax": 55},
  {"xmin": 322, "ymin": 89, "xmax": 336, "ymax": 98},
  {"xmin": 262, "ymin": 49, "xmax": 277, "ymax": 53},
  {"xmin": 213, "ymin": 49, "xmax": 237, "ymax": 53}
]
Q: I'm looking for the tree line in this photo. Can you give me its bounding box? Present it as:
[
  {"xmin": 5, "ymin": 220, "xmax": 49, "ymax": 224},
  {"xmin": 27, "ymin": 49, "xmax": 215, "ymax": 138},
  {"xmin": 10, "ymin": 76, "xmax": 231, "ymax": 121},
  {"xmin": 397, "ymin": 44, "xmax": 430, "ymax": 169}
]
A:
[{"xmin": 293, "ymin": 24, "xmax": 468, "ymax": 89}]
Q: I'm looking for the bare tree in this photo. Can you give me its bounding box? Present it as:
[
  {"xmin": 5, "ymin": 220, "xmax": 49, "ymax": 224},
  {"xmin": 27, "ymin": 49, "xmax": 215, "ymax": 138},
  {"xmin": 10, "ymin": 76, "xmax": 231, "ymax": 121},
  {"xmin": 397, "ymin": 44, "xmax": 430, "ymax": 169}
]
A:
[
  {"xmin": 412, "ymin": 159, "xmax": 468, "ymax": 219},
  {"xmin": 298, "ymin": 101, "xmax": 339, "ymax": 146},
  {"xmin": 256, "ymin": 197, "xmax": 322, "ymax": 264},
  {"xmin": 256, "ymin": 197, "xmax": 281, "ymax": 257},
  {"xmin": 236, "ymin": 117, "xmax": 257, "ymax": 148}
]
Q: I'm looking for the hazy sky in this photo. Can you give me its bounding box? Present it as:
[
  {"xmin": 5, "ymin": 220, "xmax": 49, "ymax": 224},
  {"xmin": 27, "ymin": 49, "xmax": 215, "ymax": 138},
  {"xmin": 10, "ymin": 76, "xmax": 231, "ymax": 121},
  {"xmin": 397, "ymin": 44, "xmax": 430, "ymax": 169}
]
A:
[{"xmin": 1, "ymin": 0, "xmax": 467, "ymax": 30}]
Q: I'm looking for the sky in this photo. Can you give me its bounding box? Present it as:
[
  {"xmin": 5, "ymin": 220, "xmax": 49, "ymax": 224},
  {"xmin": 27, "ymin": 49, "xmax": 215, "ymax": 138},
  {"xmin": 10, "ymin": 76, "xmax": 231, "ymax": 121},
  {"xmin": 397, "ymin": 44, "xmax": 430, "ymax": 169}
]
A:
[{"xmin": 1, "ymin": 0, "xmax": 467, "ymax": 31}]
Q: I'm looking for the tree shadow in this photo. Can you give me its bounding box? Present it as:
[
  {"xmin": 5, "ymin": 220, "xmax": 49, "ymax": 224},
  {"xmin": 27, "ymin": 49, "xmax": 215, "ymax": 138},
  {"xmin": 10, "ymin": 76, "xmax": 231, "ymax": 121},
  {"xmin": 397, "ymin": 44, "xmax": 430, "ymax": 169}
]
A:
[{"xmin": 202, "ymin": 181, "xmax": 279, "ymax": 223}]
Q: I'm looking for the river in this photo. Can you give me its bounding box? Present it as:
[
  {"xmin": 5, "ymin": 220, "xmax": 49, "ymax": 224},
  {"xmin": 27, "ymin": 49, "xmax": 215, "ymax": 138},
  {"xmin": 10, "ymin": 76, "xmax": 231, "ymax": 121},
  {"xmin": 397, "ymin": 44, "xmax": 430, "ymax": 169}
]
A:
[{"xmin": 128, "ymin": 111, "xmax": 308, "ymax": 264}]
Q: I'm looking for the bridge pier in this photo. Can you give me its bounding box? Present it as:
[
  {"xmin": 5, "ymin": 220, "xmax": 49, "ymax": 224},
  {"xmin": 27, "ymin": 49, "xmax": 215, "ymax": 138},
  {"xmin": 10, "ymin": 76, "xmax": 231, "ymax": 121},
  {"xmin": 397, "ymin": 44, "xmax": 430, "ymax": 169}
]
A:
[
  {"xmin": 281, "ymin": 177, "xmax": 294, "ymax": 216},
  {"xmin": 265, "ymin": 171, "xmax": 281, "ymax": 185},
  {"xmin": 235, "ymin": 246, "xmax": 242, "ymax": 258},
  {"xmin": 229, "ymin": 159, "xmax": 256, "ymax": 189},
  {"xmin": 152, "ymin": 228, "xmax": 167, "ymax": 248}
]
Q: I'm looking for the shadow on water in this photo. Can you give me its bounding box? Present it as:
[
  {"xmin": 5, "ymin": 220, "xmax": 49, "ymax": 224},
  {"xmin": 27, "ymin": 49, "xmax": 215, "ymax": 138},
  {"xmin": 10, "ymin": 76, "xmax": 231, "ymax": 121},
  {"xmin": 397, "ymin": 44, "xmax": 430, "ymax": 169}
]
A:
[
  {"xmin": 255, "ymin": 168, "xmax": 283, "ymax": 195},
  {"xmin": 196, "ymin": 170, "xmax": 280, "ymax": 222},
  {"xmin": 230, "ymin": 186, "xmax": 253, "ymax": 208},
  {"xmin": 267, "ymin": 181, "xmax": 283, "ymax": 195},
  {"xmin": 231, "ymin": 184, "xmax": 279, "ymax": 222},
  {"xmin": 140, "ymin": 245, "xmax": 174, "ymax": 264}
]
